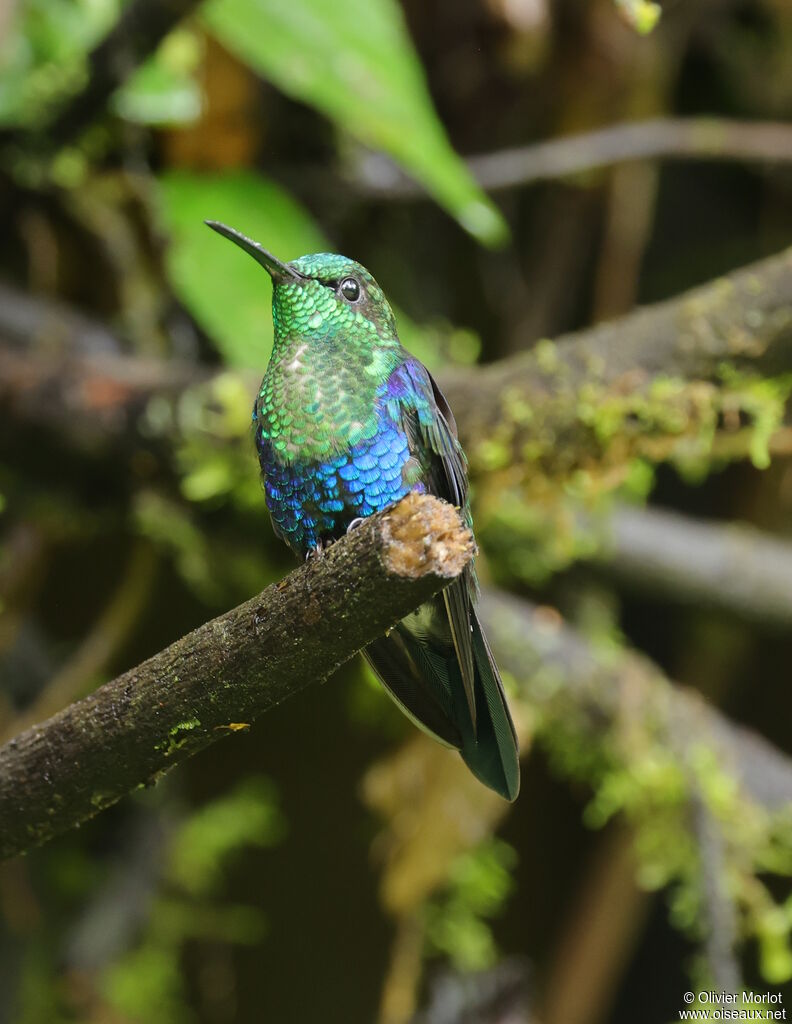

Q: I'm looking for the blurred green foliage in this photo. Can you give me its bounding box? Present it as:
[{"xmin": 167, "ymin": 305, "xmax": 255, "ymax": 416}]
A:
[
  {"xmin": 0, "ymin": 0, "xmax": 506, "ymax": 244},
  {"xmin": 113, "ymin": 29, "xmax": 204, "ymax": 127},
  {"xmin": 15, "ymin": 780, "xmax": 284, "ymax": 1024},
  {"xmin": 201, "ymin": 0, "xmax": 508, "ymax": 246},
  {"xmin": 424, "ymin": 839, "xmax": 517, "ymax": 972},
  {"xmin": 614, "ymin": 0, "xmax": 661, "ymax": 34},
  {"xmin": 0, "ymin": 0, "xmax": 117, "ymax": 126},
  {"xmin": 0, "ymin": 1, "xmax": 201, "ymax": 129},
  {"xmin": 167, "ymin": 776, "xmax": 285, "ymax": 894},
  {"xmin": 159, "ymin": 170, "xmax": 328, "ymax": 367}
]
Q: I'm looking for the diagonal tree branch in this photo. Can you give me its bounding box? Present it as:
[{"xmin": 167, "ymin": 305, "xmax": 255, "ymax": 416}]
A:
[
  {"xmin": 3, "ymin": 246, "xmax": 792, "ymax": 480},
  {"xmin": 479, "ymin": 591, "xmax": 792, "ymax": 810},
  {"xmin": 441, "ymin": 245, "xmax": 792, "ymax": 483},
  {"xmin": 2, "ymin": 510, "xmax": 791, "ymax": 869},
  {"xmin": 0, "ymin": 493, "xmax": 475, "ymax": 861}
]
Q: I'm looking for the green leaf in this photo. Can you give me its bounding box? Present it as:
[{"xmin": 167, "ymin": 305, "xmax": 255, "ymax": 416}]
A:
[
  {"xmin": 201, "ymin": 0, "xmax": 507, "ymax": 246},
  {"xmin": 158, "ymin": 169, "xmax": 328, "ymax": 368}
]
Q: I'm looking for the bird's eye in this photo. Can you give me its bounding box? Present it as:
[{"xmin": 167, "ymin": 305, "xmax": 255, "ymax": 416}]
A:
[{"xmin": 339, "ymin": 277, "xmax": 361, "ymax": 302}]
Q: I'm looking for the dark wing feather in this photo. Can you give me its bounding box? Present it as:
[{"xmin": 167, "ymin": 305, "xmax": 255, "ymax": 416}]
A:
[
  {"xmin": 366, "ymin": 357, "xmax": 519, "ymax": 800},
  {"xmin": 363, "ymin": 616, "xmax": 462, "ymax": 749},
  {"xmin": 397, "ymin": 361, "xmax": 477, "ymax": 727}
]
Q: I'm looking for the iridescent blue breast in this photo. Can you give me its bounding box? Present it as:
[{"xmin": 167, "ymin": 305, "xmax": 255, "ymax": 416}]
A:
[{"xmin": 256, "ymin": 397, "xmax": 425, "ymax": 557}]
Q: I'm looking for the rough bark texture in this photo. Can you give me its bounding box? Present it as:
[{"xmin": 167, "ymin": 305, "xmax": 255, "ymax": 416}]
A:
[
  {"xmin": 441, "ymin": 245, "xmax": 792, "ymax": 483},
  {"xmin": 0, "ymin": 494, "xmax": 474, "ymax": 861}
]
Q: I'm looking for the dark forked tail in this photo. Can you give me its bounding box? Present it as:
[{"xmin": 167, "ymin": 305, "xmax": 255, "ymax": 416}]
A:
[{"xmin": 364, "ymin": 590, "xmax": 520, "ymax": 801}]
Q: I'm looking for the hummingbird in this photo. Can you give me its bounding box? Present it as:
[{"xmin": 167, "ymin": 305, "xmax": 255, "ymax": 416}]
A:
[{"xmin": 205, "ymin": 221, "xmax": 519, "ymax": 801}]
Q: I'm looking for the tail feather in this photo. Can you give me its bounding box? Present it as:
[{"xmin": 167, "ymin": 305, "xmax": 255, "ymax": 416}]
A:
[
  {"xmin": 364, "ymin": 594, "xmax": 520, "ymax": 801},
  {"xmin": 462, "ymin": 608, "xmax": 520, "ymax": 801}
]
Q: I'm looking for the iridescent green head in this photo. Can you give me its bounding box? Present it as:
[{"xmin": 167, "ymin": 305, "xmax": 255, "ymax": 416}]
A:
[{"xmin": 204, "ymin": 221, "xmax": 398, "ymax": 348}]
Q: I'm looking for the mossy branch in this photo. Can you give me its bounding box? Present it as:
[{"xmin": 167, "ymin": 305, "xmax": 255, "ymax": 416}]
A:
[
  {"xmin": 441, "ymin": 245, "xmax": 792, "ymax": 486},
  {"xmin": 481, "ymin": 590, "xmax": 792, "ymax": 811},
  {"xmin": 2, "ymin": 248, "xmax": 791, "ymax": 491},
  {"xmin": 480, "ymin": 589, "xmax": 792, "ymax": 969},
  {"xmin": 0, "ymin": 494, "xmax": 475, "ymax": 861}
]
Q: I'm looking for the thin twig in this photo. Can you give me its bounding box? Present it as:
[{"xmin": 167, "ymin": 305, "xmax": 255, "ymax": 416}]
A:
[
  {"xmin": 688, "ymin": 782, "xmax": 743, "ymax": 992},
  {"xmin": 355, "ymin": 118, "xmax": 792, "ymax": 197},
  {"xmin": 669, "ymin": 701, "xmax": 743, "ymax": 991}
]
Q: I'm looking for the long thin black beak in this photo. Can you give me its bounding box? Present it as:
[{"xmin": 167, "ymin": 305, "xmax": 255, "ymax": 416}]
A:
[{"xmin": 204, "ymin": 220, "xmax": 304, "ymax": 284}]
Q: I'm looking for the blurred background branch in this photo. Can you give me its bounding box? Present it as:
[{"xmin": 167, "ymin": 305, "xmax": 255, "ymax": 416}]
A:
[
  {"xmin": 355, "ymin": 118, "xmax": 792, "ymax": 197},
  {"xmin": 0, "ymin": 539, "xmax": 159, "ymax": 742},
  {"xmin": 2, "ymin": 245, "xmax": 791, "ymax": 489},
  {"xmin": 585, "ymin": 503, "xmax": 792, "ymax": 630},
  {"xmin": 480, "ymin": 590, "xmax": 792, "ymax": 811}
]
